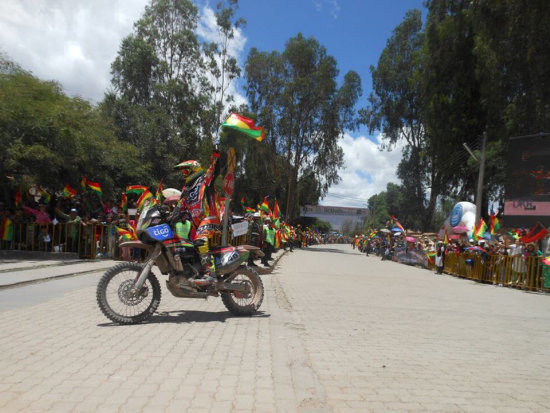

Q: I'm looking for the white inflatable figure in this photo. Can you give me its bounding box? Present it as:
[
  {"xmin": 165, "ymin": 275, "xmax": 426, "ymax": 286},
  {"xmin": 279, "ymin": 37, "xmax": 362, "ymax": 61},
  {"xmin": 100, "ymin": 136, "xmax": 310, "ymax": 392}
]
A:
[{"xmin": 440, "ymin": 201, "xmax": 477, "ymax": 239}]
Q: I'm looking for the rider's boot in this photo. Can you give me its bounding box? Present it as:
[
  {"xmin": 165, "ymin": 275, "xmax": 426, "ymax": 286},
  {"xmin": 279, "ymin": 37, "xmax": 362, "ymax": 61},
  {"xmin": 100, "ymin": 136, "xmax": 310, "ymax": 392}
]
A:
[{"xmin": 193, "ymin": 253, "xmax": 217, "ymax": 286}]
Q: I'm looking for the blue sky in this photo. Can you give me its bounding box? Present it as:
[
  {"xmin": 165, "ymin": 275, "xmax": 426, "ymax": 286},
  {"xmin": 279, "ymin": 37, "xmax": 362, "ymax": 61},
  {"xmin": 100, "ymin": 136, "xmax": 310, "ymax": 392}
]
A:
[
  {"xmin": 236, "ymin": 0, "xmax": 425, "ymax": 134},
  {"xmin": 0, "ymin": 0, "xmax": 426, "ymax": 207}
]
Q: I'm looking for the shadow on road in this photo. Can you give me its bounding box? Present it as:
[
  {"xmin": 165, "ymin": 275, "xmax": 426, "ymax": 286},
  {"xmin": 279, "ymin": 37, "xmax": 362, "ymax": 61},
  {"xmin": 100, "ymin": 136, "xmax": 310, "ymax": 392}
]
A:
[
  {"xmin": 301, "ymin": 247, "xmax": 352, "ymax": 255},
  {"xmin": 97, "ymin": 310, "xmax": 270, "ymax": 326}
]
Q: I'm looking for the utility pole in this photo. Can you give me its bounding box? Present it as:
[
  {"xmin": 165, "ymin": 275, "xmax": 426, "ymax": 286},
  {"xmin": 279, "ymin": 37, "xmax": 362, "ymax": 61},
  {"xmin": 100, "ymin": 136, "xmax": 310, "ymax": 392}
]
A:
[{"xmin": 464, "ymin": 132, "xmax": 487, "ymax": 224}]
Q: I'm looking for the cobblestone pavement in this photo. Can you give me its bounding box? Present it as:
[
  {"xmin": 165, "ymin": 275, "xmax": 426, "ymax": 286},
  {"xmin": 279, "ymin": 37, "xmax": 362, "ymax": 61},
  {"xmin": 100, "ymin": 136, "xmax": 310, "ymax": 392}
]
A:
[{"xmin": 1, "ymin": 245, "xmax": 550, "ymax": 412}]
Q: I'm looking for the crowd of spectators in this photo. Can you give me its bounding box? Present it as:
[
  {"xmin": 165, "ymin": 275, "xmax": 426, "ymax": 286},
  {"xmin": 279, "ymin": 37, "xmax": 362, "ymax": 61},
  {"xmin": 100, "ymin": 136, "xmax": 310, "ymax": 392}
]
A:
[{"xmin": 0, "ymin": 195, "xmax": 137, "ymax": 258}]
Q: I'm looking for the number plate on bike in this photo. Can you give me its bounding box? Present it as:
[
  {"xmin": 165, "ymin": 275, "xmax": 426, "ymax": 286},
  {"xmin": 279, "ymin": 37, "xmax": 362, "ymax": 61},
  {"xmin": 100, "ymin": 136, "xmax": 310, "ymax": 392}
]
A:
[{"xmin": 146, "ymin": 224, "xmax": 174, "ymax": 241}]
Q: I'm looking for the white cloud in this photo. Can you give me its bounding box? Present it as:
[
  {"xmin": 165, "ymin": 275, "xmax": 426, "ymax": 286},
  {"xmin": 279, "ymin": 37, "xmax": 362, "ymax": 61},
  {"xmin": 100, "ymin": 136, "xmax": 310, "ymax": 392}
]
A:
[
  {"xmin": 0, "ymin": 0, "xmax": 248, "ymax": 108},
  {"xmin": 320, "ymin": 133, "xmax": 404, "ymax": 207},
  {"xmin": 0, "ymin": 0, "xmax": 148, "ymax": 102},
  {"xmin": 312, "ymin": 0, "xmax": 340, "ymax": 19}
]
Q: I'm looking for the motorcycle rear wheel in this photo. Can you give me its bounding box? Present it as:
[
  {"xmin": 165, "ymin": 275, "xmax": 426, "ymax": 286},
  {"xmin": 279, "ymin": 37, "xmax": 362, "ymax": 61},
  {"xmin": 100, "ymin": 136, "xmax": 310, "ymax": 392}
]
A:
[
  {"xmin": 221, "ymin": 266, "xmax": 264, "ymax": 316},
  {"xmin": 96, "ymin": 262, "xmax": 161, "ymax": 325}
]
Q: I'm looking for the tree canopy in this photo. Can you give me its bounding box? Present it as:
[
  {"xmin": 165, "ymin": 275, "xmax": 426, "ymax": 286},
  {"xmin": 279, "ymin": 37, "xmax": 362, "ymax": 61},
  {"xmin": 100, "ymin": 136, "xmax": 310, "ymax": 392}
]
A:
[
  {"xmin": 0, "ymin": 58, "xmax": 147, "ymax": 203},
  {"xmin": 245, "ymin": 33, "xmax": 362, "ymax": 221}
]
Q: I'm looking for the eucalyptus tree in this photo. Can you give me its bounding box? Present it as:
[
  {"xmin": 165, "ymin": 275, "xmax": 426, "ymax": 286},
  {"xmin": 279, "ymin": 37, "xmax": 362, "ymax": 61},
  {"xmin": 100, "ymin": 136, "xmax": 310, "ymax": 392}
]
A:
[
  {"xmin": 364, "ymin": 9, "xmax": 437, "ymax": 229},
  {"xmin": 245, "ymin": 33, "xmax": 361, "ymax": 221},
  {"xmin": 202, "ymin": 0, "xmax": 246, "ymax": 129},
  {"xmin": 104, "ymin": 0, "xmax": 242, "ymax": 183}
]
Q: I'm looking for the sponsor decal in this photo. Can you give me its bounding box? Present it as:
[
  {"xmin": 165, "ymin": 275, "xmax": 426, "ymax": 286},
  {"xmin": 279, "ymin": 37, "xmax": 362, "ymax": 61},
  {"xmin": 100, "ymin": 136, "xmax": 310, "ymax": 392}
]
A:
[{"xmin": 147, "ymin": 224, "xmax": 173, "ymax": 240}]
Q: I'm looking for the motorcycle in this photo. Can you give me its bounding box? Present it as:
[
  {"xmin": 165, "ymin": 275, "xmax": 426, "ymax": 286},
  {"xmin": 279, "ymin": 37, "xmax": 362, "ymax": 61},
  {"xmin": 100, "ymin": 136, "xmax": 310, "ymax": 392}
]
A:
[{"xmin": 96, "ymin": 203, "xmax": 265, "ymax": 324}]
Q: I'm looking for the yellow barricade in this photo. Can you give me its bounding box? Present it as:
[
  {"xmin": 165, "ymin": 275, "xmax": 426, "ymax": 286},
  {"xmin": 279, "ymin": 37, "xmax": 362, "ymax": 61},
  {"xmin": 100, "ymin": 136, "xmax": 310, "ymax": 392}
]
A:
[{"xmin": 443, "ymin": 252, "xmax": 545, "ymax": 291}]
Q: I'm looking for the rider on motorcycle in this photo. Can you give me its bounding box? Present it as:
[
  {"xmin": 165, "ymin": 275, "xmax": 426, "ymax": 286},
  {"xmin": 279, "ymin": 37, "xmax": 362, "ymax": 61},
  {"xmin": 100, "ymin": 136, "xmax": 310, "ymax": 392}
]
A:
[{"xmin": 174, "ymin": 149, "xmax": 221, "ymax": 286}]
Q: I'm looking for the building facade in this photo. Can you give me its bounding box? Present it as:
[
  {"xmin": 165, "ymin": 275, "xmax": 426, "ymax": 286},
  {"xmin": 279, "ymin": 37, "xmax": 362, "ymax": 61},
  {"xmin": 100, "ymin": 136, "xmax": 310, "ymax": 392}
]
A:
[{"xmin": 300, "ymin": 205, "xmax": 369, "ymax": 231}]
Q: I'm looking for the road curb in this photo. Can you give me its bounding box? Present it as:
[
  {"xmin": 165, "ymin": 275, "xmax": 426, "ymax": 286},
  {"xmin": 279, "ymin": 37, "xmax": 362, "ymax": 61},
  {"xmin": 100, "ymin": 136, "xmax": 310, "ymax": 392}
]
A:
[{"xmin": 0, "ymin": 268, "xmax": 107, "ymax": 290}]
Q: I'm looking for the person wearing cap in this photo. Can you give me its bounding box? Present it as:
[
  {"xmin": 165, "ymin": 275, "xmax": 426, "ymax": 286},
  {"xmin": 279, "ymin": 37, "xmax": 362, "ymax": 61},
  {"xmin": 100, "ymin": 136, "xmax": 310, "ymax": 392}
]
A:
[
  {"xmin": 261, "ymin": 217, "xmax": 276, "ymax": 266},
  {"xmin": 55, "ymin": 206, "xmax": 81, "ymax": 252}
]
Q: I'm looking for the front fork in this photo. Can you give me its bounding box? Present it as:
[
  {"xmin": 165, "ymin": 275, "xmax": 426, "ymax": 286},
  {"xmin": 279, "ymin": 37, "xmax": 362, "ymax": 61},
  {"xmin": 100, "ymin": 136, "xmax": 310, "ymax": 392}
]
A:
[{"xmin": 132, "ymin": 243, "xmax": 163, "ymax": 293}]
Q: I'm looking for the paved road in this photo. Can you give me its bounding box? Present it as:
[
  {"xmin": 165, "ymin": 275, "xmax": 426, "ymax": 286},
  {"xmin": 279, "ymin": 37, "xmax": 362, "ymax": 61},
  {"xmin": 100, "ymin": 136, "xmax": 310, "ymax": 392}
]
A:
[{"xmin": 1, "ymin": 245, "xmax": 549, "ymax": 412}]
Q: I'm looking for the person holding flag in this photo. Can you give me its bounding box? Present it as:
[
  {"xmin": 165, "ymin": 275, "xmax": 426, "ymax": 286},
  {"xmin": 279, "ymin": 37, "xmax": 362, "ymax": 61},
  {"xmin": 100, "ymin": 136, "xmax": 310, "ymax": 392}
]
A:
[{"xmin": 173, "ymin": 149, "xmax": 221, "ymax": 286}]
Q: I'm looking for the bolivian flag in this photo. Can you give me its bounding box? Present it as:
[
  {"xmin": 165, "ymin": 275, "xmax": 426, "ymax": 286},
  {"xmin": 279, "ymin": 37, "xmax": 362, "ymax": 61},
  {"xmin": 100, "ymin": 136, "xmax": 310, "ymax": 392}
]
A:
[
  {"xmin": 126, "ymin": 185, "xmax": 148, "ymax": 196},
  {"xmin": 221, "ymin": 113, "xmax": 265, "ymax": 142},
  {"xmin": 87, "ymin": 180, "xmax": 102, "ymax": 196},
  {"xmin": 260, "ymin": 196, "xmax": 270, "ymax": 215},
  {"xmin": 273, "ymin": 200, "xmax": 281, "ymax": 219},
  {"xmin": 136, "ymin": 189, "xmax": 153, "ymax": 211},
  {"xmin": 116, "ymin": 226, "xmax": 136, "ymax": 241},
  {"xmin": 62, "ymin": 184, "xmax": 77, "ymax": 198}
]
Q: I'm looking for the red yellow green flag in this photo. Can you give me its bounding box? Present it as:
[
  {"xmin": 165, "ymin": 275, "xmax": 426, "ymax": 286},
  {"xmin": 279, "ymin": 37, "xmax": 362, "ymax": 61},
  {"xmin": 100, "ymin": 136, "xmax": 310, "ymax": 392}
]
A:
[
  {"xmin": 40, "ymin": 189, "xmax": 51, "ymax": 204},
  {"xmin": 80, "ymin": 176, "xmax": 87, "ymax": 192},
  {"xmin": 62, "ymin": 184, "xmax": 77, "ymax": 198},
  {"xmin": 136, "ymin": 190, "xmax": 153, "ymax": 211},
  {"xmin": 120, "ymin": 193, "xmax": 128, "ymax": 212},
  {"xmin": 116, "ymin": 226, "xmax": 136, "ymax": 241},
  {"xmin": 444, "ymin": 230, "xmax": 449, "ymax": 245},
  {"xmin": 474, "ymin": 218, "xmax": 487, "ymax": 240},
  {"xmin": 489, "ymin": 212, "xmax": 500, "ymax": 235},
  {"xmin": 14, "ymin": 190, "xmax": 22, "ymax": 208},
  {"xmin": 1, "ymin": 218, "xmax": 13, "ymax": 241},
  {"xmin": 87, "ymin": 180, "xmax": 102, "ymax": 196},
  {"xmin": 273, "ymin": 200, "xmax": 281, "ymax": 220},
  {"xmin": 221, "ymin": 113, "xmax": 265, "ymax": 142},
  {"xmin": 260, "ymin": 196, "xmax": 270, "ymax": 215},
  {"xmin": 126, "ymin": 185, "xmax": 148, "ymax": 196},
  {"xmin": 155, "ymin": 181, "xmax": 163, "ymax": 203}
]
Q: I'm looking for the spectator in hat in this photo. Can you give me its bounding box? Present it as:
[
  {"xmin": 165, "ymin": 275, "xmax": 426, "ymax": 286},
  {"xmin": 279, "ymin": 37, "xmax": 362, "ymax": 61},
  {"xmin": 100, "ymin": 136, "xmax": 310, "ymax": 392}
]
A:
[{"xmin": 55, "ymin": 207, "xmax": 81, "ymax": 252}]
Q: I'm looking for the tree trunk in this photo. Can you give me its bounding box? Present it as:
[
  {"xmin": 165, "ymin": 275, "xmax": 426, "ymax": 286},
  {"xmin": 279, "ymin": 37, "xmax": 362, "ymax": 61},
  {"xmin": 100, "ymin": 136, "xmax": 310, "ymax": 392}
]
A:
[{"xmin": 285, "ymin": 168, "xmax": 298, "ymax": 223}]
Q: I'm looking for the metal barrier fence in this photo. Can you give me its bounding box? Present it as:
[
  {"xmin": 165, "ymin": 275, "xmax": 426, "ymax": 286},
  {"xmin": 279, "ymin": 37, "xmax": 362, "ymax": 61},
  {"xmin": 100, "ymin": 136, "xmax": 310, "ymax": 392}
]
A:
[
  {"xmin": 0, "ymin": 222, "xmax": 250, "ymax": 260},
  {"xmin": 438, "ymin": 253, "xmax": 549, "ymax": 292}
]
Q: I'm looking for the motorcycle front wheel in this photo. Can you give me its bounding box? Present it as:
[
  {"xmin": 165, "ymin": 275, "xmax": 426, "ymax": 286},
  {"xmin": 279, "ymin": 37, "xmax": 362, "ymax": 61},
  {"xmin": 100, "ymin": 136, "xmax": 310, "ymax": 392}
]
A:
[
  {"xmin": 96, "ymin": 262, "xmax": 161, "ymax": 325},
  {"xmin": 221, "ymin": 266, "xmax": 264, "ymax": 316}
]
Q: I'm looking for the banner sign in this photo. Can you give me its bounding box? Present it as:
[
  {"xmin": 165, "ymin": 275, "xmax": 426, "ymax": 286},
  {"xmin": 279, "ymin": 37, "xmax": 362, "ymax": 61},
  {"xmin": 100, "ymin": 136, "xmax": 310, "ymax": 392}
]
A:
[
  {"xmin": 504, "ymin": 134, "xmax": 550, "ymax": 226},
  {"xmin": 231, "ymin": 221, "xmax": 249, "ymax": 238},
  {"xmin": 393, "ymin": 248, "xmax": 429, "ymax": 268}
]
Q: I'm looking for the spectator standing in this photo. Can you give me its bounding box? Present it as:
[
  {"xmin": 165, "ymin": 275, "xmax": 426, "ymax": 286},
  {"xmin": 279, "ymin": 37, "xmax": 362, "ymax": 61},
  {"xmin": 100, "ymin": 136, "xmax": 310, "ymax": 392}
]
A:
[
  {"xmin": 435, "ymin": 242, "xmax": 446, "ymax": 274},
  {"xmin": 55, "ymin": 207, "xmax": 81, "ymax": 253},
  {"xmin": 246, "ymin": 212, "xmax": 262, "ymax": 267},
  {"xmin": 262, "ymin": 218, "xmax": 276, "ymax": 267}
]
